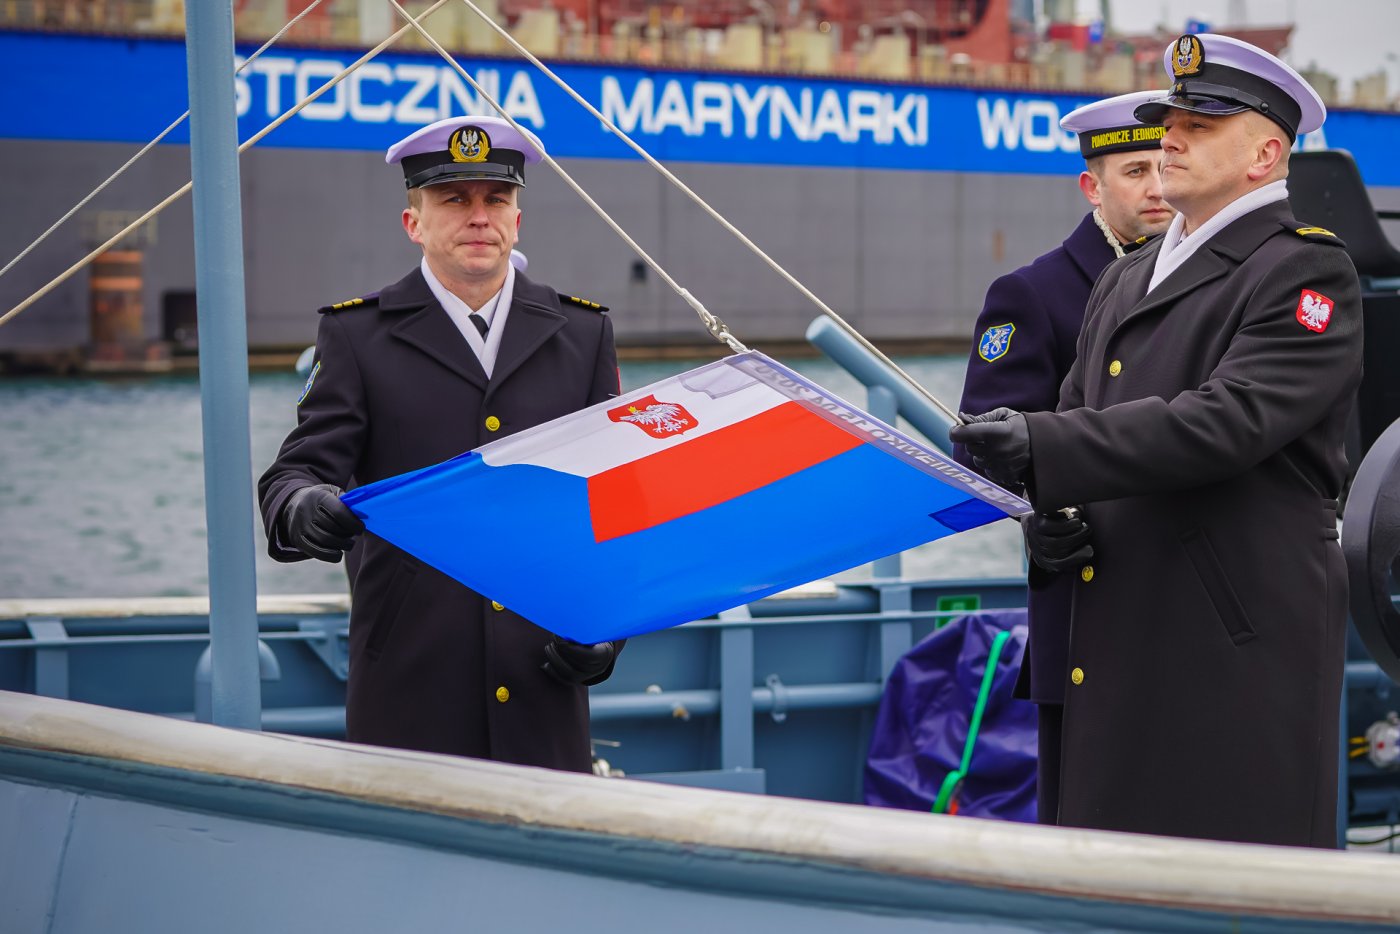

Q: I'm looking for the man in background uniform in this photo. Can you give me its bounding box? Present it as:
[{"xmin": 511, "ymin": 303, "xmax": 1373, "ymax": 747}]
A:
[
  {"xmin": 953, "ymin": 90, "xmax": 1174, "ymax": 824},
  {"xmin": 260, "ymin": 116, "xmax": 622, "ymax": 772},
  {"xmin": 952, "ymin": 35, "xmax": 1361, "ymax": 846}
]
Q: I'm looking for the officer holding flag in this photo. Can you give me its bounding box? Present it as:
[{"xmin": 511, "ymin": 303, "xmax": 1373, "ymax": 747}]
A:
[
  {"xmin": 260, "ymin": 116, "xmax": 621, "ymax": 771},
  {"xmin": 952, "ymin": 34, "xmax": 1362, "ymax": 847}
]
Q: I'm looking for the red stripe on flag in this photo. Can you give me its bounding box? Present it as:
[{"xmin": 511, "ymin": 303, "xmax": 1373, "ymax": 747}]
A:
[{"xmin": 588, "ymin": 400, "xmax": 862, "ymax": 542}]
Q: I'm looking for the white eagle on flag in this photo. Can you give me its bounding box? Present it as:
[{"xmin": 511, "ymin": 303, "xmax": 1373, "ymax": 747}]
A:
[
  {"xmin": 608, "ymin": 393, "xmax": 699, "ymax": 437},
  {"xmin": 621, "ymin": 402, "xmax": 691, "ymax": 434}
]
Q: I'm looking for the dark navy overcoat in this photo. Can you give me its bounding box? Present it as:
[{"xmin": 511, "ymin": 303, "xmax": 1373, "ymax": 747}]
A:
[
  {"xmin": 259, "ymin": 267, "xmax": 619, "ymax": 772},
  {"xmin": 1025, "ymin": 202, "xmax": 1362, "ymax": 846}
]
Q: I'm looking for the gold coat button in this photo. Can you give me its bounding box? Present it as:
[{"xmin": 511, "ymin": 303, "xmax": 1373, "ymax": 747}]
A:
[
  {"xmin": 491, "ymin": 601, "xmax": 505, "ymax": 612},
  {"xmin": 1108, "ymin": 360, "xmax": 1122, "ymax": 377},
  {"xmin": 1071, "ymin": 667, "xmax": 1084, "ymax": 686},
  {"xmin": 485, "ymin": 415, "xmax": 501, "ymax": 432},
  {"xmin": 495, "ymin": 686, "xmax": 510, "ymax": 703},
  {"xmin": 1081, "ymin": 565, "xmax": 1094, "ymax": 582}
]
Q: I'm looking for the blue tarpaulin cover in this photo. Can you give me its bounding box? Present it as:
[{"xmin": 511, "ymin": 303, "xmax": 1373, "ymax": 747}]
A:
[{"xmin": 864, "ymin": 610, "xmax": 1037, "ymax": 822}]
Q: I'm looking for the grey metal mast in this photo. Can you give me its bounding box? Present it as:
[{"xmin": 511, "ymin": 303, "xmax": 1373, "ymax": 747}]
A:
[{"xmin": 183, "ymin": 0, "xmax": 262, "ymax": 730}]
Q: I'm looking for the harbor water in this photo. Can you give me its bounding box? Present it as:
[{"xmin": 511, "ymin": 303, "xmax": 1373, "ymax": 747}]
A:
[{"xmin": 0, "ymin": 355, "xmax": 1023, "ymax": 599}]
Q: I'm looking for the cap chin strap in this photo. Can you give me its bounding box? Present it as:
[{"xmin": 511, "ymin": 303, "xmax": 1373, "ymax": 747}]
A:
[{"xmin": 1092, "ymin": 209, "xmax": 1126, "ymax": 259}]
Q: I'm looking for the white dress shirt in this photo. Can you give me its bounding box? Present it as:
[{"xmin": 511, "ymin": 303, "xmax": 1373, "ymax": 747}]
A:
[
  {"xmin": 1148, "ymin": 179, "xmax": 1289, "ymax": 293},
  {"xmin": 420, "ymin": 257, "xmax": 515, "ymax": 379}
]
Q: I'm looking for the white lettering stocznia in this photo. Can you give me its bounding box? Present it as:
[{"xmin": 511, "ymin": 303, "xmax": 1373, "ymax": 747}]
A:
[{"xmin": 232, "ymin": 55, "xmax": 545, "ymax": 128}]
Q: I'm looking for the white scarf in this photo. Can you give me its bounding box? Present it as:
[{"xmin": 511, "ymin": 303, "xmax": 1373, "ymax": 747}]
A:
[{"xmin": 1148, "ymin": 179, "xmax": 1289, "ymax": 293}]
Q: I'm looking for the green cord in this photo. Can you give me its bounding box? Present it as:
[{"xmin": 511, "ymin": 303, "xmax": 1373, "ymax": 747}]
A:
[{"xmin": 932, "ymin": 629, "xmax": 1012, "ymax": 815}]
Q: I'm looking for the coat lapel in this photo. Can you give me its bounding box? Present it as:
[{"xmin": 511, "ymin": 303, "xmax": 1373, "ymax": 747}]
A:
[
  {"xmin": 490, "ymin": 272, "xmax": 566, "ymax": 390},
  {"xmin": 383, "ymin": 269, "xmax": 488, "ymax": 390},
  {"xmin": 1091, "ymin": 240, "xmax": 1157, "ymax": 335},
  {"xmin": 1115, "ymin": 246, "xmax": 1232, "ymax": 330}
]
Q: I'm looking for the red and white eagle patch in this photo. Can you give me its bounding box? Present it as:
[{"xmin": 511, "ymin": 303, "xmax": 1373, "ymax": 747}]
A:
[{"xmin": 1296, "ymin": 289, "xmax": 1333, "ymax": 332}]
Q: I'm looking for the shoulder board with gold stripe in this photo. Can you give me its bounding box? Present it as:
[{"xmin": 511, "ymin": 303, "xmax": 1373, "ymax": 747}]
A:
[
  {"xmin": 317, "ymin": 292, "xmax": 381, "ymax": 314},
  {"xmin": 1287, "ymin": 224, "xmax": 1346, "ymax": 246},
  {"xmin": 559, "ymin": 293, "xmax": 609, "ymax": 313}
]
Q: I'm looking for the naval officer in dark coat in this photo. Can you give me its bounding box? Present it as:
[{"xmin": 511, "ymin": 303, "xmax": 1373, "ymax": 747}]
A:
[
  {"xmin": 954, "ymin": 90, "xmax": 1174, "ymax": 824},
  {"xmin": 259, "ymin": 116, "xmax": 621, "ymax": 772},
  {"xmin": 952, "ymin": 34, "xmax": 1362, "ymax": 847}
]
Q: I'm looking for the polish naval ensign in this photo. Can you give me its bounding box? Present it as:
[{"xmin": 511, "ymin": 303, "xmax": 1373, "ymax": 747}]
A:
[{"xmin": 608, "ymin": 395, "xmax": 698, "ymax": 438}]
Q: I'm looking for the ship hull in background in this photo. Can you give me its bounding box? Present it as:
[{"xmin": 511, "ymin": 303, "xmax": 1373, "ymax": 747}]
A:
[{"xmin": 1, "ymin": 30, "xmax": 1397, "ymax": 352}]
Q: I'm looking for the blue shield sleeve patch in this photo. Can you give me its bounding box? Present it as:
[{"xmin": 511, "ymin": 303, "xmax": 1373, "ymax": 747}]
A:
[
  {"xmin": 297, "ymin": 361, "xmax": 321, "ymax": 406},
  {"xmin": 978, "ymin": 324, "xmax": 1015, "ymax": 362}
]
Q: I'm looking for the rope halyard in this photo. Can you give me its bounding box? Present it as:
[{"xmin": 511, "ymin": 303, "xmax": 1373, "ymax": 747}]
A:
[
  {"xmin": 0, "ymin": 0, "xmax": 451, "ymax": 329},
  {"xmin": 678, "ymin": 289, "xmax": 748, "ymax": 354},
  {"xmin": 448, "ymin": 0, "xmax": 959, "ymax": 423},
  {"xmin": 384, "ymin": 0, "xmax": 748, "ymax": 354},
  {"xmin": 0, "ymin": 0, "xmax": 331, "ymax": 284}
]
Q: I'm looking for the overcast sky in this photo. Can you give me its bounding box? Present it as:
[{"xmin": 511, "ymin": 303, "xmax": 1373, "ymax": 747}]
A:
[{"xmin": 1082, "ymin": 0, "xmax": 1400, "ymax": 102}]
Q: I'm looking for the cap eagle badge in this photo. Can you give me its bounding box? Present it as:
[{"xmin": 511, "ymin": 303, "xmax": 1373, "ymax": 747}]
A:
[
  {"xmin": 449, "ymin": 126, "xmax": 491, "ymax": 163},
  {"xmin": 1172, "ymin": 35, "xmax": 1204, "ymax": 77}
]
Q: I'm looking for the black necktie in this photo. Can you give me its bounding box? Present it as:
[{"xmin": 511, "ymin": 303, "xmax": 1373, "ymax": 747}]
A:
[{"xmin": 468, "ymin": 313, "xmax": 488, "ymax": 338}]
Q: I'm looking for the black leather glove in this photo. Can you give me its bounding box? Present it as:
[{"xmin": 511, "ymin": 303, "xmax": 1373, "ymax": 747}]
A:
[
  {"xmin": 542, "ymin": 638, "xmax": 618, "ymax": 686},
  {"xmin": 1023, "ymin": 508, "xmax": 1093, "ymax": 573},
  {"xmin": 282, "ymin": 483, "xmax": 364, "ymax": 563},
  {"xmin": 948, "ymin": 407, "xmax": 1031, "ymax": 490}
]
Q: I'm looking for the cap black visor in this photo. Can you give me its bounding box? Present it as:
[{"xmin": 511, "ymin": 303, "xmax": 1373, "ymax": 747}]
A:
[{"xmin": 402, "ymin": 148, "xmax": 527, "ymax": 189}]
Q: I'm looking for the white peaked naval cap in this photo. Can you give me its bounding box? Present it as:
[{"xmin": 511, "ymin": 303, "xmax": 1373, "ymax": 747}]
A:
[
  {"xmin": 1134, "ymin": 33, "xmax": 1326, "ymax": 139},
  {"xmin": 385, "ymin": 115, "xmax": 546, "ymax": 189}
]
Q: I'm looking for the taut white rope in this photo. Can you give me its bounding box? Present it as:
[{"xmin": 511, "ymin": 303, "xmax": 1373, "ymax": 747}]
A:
[
  {"xmin": 0, "ymin": 0, "xmax": 451, "ymax": 329},
  {"xmin": 448, "ymin": 0, "xmax": 960, "ymax": 423}
]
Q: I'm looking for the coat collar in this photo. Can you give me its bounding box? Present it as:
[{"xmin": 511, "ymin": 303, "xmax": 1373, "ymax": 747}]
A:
[
  {"xmin": 1194, "ymin": 197, "xmax": 1296, "ymax": 262},
  {"xmin": 1062, "ymin": 211, "xmax": 1120, "ymax": 283},
  {"xmin": 384, "ymin": 266, "xmax": 565, "ymax": 391},
  {"xmin": 1113, "ymin": 200, "xmax": 1294, "ymax": 328}
]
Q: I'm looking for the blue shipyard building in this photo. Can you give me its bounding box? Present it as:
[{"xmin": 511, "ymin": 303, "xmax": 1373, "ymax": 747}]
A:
[{"xmin": 4, "ymin": 26, "xmax": 1395, "ymax": 357}]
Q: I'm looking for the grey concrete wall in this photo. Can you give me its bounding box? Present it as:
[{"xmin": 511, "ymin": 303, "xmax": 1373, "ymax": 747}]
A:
[{"xmin": 4, "ymin": 139, "xmax": 1394, "ymax": 351}]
